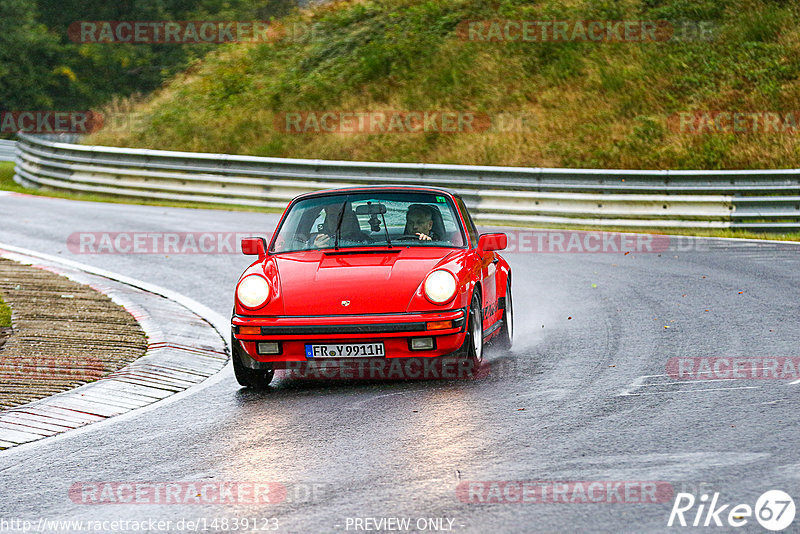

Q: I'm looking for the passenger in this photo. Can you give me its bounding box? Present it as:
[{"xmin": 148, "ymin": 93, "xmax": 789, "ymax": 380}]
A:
[{"xmin": 311, "ymin": 202, "xmax": 369, "ymax": 247}]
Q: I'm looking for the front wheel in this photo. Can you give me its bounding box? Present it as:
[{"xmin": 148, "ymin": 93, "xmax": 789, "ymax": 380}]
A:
[
  {"xmin": 459, "ymin": 290, "xmax": 484, "ymax": 375},
  {"xmin": 231, "ymin": 337, "xmax": 274, "ymax": 389},
  {"xmin": 496, "ymin": 280, "xmax": 513, "ymax": 350}
]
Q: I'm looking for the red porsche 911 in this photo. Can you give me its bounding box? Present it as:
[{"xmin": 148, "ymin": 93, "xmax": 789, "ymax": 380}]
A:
[{"xmin": 230, "ymin": 186, "xmax": 512, "ymax": 388}]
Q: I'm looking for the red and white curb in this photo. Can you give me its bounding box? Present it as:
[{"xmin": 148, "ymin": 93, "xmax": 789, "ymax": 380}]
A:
[{"xmin": 0, "ymin": 244, "xmax": 230, "ymax": 451}]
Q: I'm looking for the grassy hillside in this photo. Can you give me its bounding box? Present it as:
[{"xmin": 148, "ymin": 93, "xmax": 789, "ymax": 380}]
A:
[{"xmin": 87, "ymin": 0, "xmax": 800, "ymax": 170}]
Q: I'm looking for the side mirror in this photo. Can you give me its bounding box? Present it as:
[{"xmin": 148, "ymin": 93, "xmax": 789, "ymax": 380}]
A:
[
  {"xmin": 478, "ymin": 233, "xmax": 507, "ymax": 252},
  {"xmin": 241, "ymin": 237, "xmax": 267, "ymax": 260}
]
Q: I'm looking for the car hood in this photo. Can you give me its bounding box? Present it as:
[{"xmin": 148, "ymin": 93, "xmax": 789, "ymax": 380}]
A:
[{"xmin": 272, "ymin": 248, "xmax": 459, "ymax": 314}]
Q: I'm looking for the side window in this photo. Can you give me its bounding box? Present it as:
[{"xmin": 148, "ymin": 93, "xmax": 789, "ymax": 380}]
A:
[
  {"xmin": 439, "ymin": 205, "xmax": 459, "ymax": 234},
  {"xmin": 312, "ymin": 211, "xmax": 325, "ymax": 233},
  {"xmin": 456, "ymin": 197, "xmax": 479, "ymax": 248}
]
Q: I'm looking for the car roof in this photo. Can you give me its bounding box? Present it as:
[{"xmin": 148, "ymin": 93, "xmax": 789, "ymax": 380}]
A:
[{"xmin": 292, "ymin": 185, "xmax": 462, "ymax": 201}]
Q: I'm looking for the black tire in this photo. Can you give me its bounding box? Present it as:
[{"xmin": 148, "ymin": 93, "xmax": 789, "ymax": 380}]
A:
[
  {"xmin": 459, "ymin": 290, "xmax": 484, "ymax": 375},
  {"xmin": 496, "ymin": 280, "xmax": 513, "ymax": 350},
  {"xmin": 231, "ymin": 336, "xmax": 274, "ymax": 389}
]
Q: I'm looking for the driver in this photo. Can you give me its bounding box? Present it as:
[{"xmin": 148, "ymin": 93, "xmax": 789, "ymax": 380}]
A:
[{"xmin": 406, "ymin": 205, "xmax": 437, "ymax": 241}]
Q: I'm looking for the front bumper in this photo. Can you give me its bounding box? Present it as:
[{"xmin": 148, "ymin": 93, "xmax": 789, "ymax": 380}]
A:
[{"xmin": 232, "ymin": 308, "xmax": 467, "ymax": 363}]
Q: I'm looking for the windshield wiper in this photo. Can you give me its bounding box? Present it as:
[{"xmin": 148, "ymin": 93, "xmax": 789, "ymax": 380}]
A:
[
  {"xmin": 379, "ymin": 210, "xmax": 392, "ymax": 248},
  {"xmin": 333, "ymin": 197, "xmax": 348, "ymax": 251}
]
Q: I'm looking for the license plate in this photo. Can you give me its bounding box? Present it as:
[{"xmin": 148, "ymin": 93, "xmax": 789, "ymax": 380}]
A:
[{"xmin": 305, "ymin": 343, "xmax": 385, "ymax": 358}]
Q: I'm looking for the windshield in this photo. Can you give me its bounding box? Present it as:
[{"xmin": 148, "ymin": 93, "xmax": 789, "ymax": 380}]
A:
[{"xmin": 270, "ymin": 191, "xmax": 466, "ymax": 253}]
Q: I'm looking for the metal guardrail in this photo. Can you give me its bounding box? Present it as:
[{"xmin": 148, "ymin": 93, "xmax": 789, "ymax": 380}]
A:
[
  {"xmin": 13, "ymin": 133, "xmax": 800, "ymax": 231},
  {"xmin": 0, "ymin": 140, "xmax": 16, "ymax": 162}
]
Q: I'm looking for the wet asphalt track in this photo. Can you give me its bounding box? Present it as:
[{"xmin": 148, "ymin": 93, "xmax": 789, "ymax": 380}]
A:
[{"xmin": 0, "ymin": 192, "xmax": 799, "ymax": 533}]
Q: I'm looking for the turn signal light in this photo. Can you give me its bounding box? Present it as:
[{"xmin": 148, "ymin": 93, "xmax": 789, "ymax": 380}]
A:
[
  {"xmin": 426, "ymin": 320, "xmax": 453, "ymax": 331},
  {"xmin": 239, "ymin": 326, "xmax": 261, "ymax": 335}
]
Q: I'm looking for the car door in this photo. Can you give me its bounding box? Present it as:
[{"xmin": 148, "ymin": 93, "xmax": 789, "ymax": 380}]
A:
[{"xmin": 456, "ymin": 197, "xmax": 498, "ymax": 331}]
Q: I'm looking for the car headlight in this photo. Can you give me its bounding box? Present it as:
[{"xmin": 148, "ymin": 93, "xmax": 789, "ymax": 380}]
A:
[
  {"xmin": 424, "ymin": 270, "xmax": 457, "ymax": 304},
  {"xmin": 237, "ymin": 275, "xmax": 271, "ymax": 309}
]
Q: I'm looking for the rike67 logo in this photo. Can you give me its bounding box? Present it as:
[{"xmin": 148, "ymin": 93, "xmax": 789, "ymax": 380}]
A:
[{"xmin": 668, "ymin": 490, "xmax": 795, "ymax": 531}]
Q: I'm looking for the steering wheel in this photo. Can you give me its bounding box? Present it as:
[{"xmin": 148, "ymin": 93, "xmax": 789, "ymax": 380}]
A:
[{"xmin": 396, "ymin": 234, "xmax": 429, "ymax": 241}]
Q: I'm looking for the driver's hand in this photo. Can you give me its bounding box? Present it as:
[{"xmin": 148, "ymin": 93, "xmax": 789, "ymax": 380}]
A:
[
  {"xmin": 416, "ymin": 232, "xmax": 432, "ymax": 241},
  {"xmin": 314, "ymin": 234, "xmax": 332, "ymax": 247}
]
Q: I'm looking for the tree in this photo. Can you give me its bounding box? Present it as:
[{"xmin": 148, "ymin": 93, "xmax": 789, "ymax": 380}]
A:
[{"xmin": 0, "ymin": 0, "xmax": 61, "ymax": 110}]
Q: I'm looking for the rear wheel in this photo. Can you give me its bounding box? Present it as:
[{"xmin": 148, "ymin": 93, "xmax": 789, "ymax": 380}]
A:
[
  {"xmin": 459, "ymin": 290, "xmax": 483, "ymax": 375},
  {"xmin": 231, "ymin": 336, "xmax": 274, "ymax": 389},
  {"xmin": 496, "ymin": 280, "xmax": 513, "ymax": 350}
]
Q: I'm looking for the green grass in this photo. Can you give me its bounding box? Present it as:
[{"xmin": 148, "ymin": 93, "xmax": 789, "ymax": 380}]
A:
[
  {"xmin": 0, "ymin": 293, "xmax": 10, "ymax": 328},
  {"xmin": 85, "ymin": 0, "xmax": 800, "ymax": 171},
  {"xmin": 60, "ymin": 0, "xmax": 800, "ymax": 243}
]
